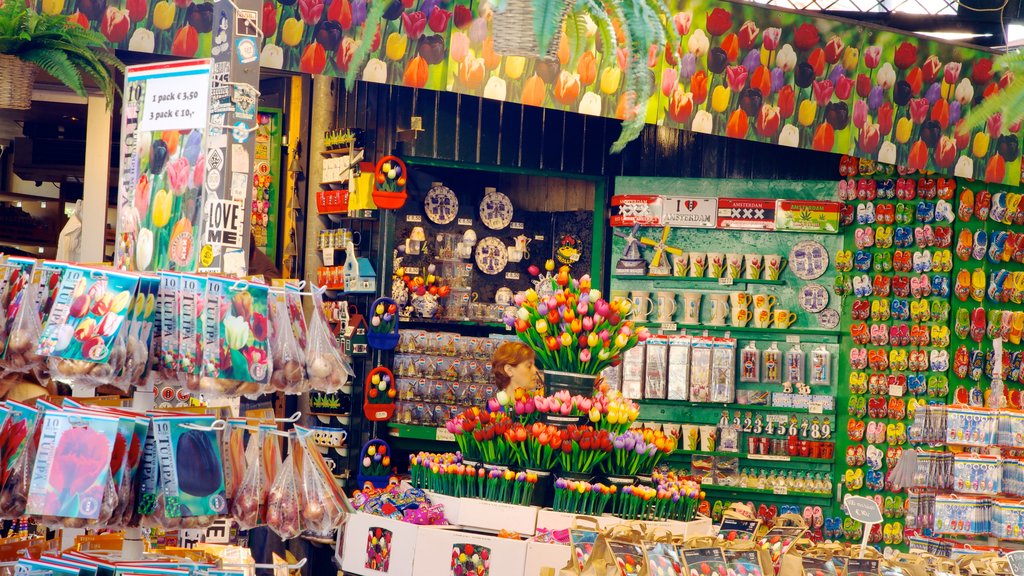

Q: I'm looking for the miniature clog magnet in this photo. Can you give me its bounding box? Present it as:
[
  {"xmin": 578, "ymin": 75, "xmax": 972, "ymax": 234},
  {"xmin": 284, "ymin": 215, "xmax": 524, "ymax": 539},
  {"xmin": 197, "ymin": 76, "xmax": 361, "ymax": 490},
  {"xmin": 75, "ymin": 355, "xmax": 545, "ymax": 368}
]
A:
[
  {"xmin": 876, "ymin": 226, "xmax": 894, "ymax": 248},
  {"xmin": 916, "ymin": 202, "xmax": 935, "ymax": 223},
  {"xmin": 857, "ymin": 203, "xmax": 876, "ymax": 224},
  {"xmin": 850, "ymin": 347, "xmax": 868, "ymax": 370},
  {"xmin": 894, "ymin": 250, "xmax": 913, "ymax": 272},
  {"xmin": 971, "ymin": 268, "xmax": 987, "ymax": 302},
  {"xmin": 935, "ymin": 199, "xmax": 955, "ymax": 223},
  {"xmin": 872, "ymin": 274, "xmax": 891, "ymax": 297},
  {"xmin": 835, "ymin": 250, "xmax": 853, "ymax": 272},
  {"xmin": 976, "ymin": 189, "xmax": 992, "ymax": 221},
  {"xmin": 937, "ymin": 177, "xmax": 956, "ymax": 200},
  {"xmin": 874, "ymin": 251, "xmax": 892, "ymax": 273},
  {"xmin": 855, "ymin": 227, "xmax": 875, "ymax": 249},
  {"xmin": 956, "ymin": 229, "xmax": 974, "ymax": 261},
  {"xmin": 877, "ymin": 203, "xmax": 895, "ymax": 225},
  {"xmin": 971, "ymin": 307, "xmax": 987, "ymax": 343},
  {"xmin": 894, "ymin": 226, "xmax": 913, "ymax": 248},
  {"xmin": 891, "ymin": 298, "xmax": 910, "ymax": 320},
  {"xmin": 854, "ymin": 250, "xmax": 873, "ymax": 271},
  {"xmin": 959, "ymin": 188, "xmax": 975, "ymax": 221},
  {"xmin": 991, "ymin": 192, "xmax": 1008, "ymax": 223},
  {"xmin": 878, "ymin": 178, "xmax": 896, "ymax": 198},
  {"xmin": 934, "ymin": 226, "xmax": 952, "ymax": 248},
  {"xmin": 932, "ymin": 275, "xmax": 950, "ymax": 298},
  {"xmin": 895, "ymin": 202, "xmax": 912, "ymax": 224},
  {"xmin": 918, "ymin": 178, "xmax": 936, "ymax": 199},
  {"xmin": 892, "ymin": 276, "xmax": 910, "ymax": 298},
  {"xmin": 840, "ymin": 203, "xmax": 855, "ymax": 226},
  {"xmin": 914, "ymin": 225, "xmax": 933, "ymax": 248},
  {"xmin": 851, "ymin": 299, "xmax": 870, "ymax": 320}
]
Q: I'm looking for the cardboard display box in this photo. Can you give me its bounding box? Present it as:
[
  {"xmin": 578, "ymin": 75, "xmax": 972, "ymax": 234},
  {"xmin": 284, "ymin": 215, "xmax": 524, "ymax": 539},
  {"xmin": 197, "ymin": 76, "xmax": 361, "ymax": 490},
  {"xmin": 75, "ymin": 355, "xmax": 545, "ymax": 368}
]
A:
[
  {"xmin": 412, "ymin": 525, "xmax": 529, "ymax": 576},
  {"xmin": 338, "ymin": 511, "xmax": 420, "ymax": 576}
]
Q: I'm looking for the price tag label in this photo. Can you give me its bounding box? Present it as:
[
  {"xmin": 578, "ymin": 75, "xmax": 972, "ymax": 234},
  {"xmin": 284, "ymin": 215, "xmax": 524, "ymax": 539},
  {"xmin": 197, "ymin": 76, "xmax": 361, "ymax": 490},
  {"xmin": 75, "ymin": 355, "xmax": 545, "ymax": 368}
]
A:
[
  {"xmin": 505, "ymin": 272, "xmax": 520, "ymax": 280},
  {"xmin": 660, "ymin": 323, "xmax": 678, "ymax": 332},
  {"xmin": 718, "ymin": 277, "xmax": 734, "ymax": 286},
  {"xmin": 406, "ymin": 215, "xmax": 423, "ymax": 223},
  {"xmin": 750, "ymin": 454, "xmax": 791, "ymax": 462},
  {"xmin": 1006, "ymin": 551, "xmax": 1024, "ymax": 576},
  {"xmin": 435, "ymin": 428, "xmax": 455, "ymax": 442},
  {"xmin": 844, "ymin": 495, "xmax": 883, "ymax": 524},
  {"xmin": 405, "ymin": 267, "xmax": 420, "ymax": 275},
  {"xmin": 534, "ymin": 235, "xmax": 545, "ymax": 241},
  {"xmin": 808, "ymin": 402, "xmax": 824, "ymax": 414},
  {"xmin": 766, "ymin": 415, "xmax": 788, "ymax": 424},
  {"xmin": 323, "ymin": 247, "xmax": 335, "ymax": 266},
  {"xmin": 889, "ymin": 385, "xmax": 904, "ymax": 397},
  {"xmin": 457, "ymin": 218, "xmax": 473, "ymax": 226},
  {"xmin": 786, "ymin": 335, "xmax": 800, "ymax": 343},
  {"xmin": 510, "ymin": 222, "xmax": 524, "ymax": 230},
  {"xmin": 772, "ymin": 486, "xmax": 788, "ymax": 495},
  {"xmin": 701, "ymin": 477, "xmax": 713, "ymax": 485}
]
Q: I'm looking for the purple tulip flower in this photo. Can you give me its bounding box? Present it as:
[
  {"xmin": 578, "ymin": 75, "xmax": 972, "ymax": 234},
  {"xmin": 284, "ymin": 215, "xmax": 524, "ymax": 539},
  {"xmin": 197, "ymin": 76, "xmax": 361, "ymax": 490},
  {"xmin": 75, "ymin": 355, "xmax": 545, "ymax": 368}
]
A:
[
  {"xmin": 925, "ymin": 82, "xmax": 942, "ymax": 105},
  {"xmin": 742, "ymin": 49, "xmax": 760, "ymax": 73},
  {"xmin": 828, "ymin": 64, "xmax": 845, "ymax": 86},
  {"xmin": 950, "ymin": 101, "xmax": 961, "ymax": 126},
  {"xmin": 352, "ymin": 0, "xmax": 366, "ymax": 28},
  {"xmin": 770, "ymin": 67, "xmax": 784, "ymax": 93},
  {"xmin": 680, "ymin": 53, "xmax": 697, "ymax": 80},
  {"xmin": 868, "ymin": 86, "xmax": 884, "ymax": 111}
]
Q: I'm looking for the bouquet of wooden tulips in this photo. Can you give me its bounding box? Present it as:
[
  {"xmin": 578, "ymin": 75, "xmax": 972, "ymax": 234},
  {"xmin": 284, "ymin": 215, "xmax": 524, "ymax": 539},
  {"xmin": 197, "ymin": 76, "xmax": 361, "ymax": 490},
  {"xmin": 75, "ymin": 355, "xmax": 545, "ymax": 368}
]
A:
[
  {"xmin": 444, "ymin": 409, "xmax": 517, "ymax": 467},
  {"xmin": 408, "ymin": 452, "xmax": 538, "ymax": 505},
  {"xmin": 558, "ymin": 425, "xmax": 613, "ymax": 475},
  {"xmin": 610, "ymin": 481, "xmax": 702, "ymax": 522},
  {"xmin": 505, "ymin": 263, "xmax": 649, "ymax": 374},
  {"xmin": 602, "ymin": 428, "xmax": 678, "ymax": 477},
  {"xmin": 486, "ymin": 387, "xmax": 539, "ymax": 424},
  {"xmin": 552, "ymin": 479, "xmax": 617, "ymax": 515}
]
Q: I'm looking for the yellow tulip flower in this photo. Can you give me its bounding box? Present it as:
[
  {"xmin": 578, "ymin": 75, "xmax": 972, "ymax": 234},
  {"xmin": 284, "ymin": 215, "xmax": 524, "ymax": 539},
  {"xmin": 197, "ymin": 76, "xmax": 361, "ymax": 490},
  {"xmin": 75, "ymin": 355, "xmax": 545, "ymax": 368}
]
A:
[
  {"xmin": 385, "ymin": 32, "xmax": 407, "ymax": 61},
  {"xmin": 798, "ymin": 100, "xmax": 817, "ymax": 127},
  {"xmin": 281, "ymin": 18, "xmax": 304, "ymax": 47},
  {"xmin": 505, "ymin": 56, "xmax": 526, "ymax": 80},
  {"xmin": 600, "ymin": 66, "xmax": 621, "ymax": 95},
  {"xmin": 151, "ymin": 189, "xmax": 173, "ymax": 228},
  {"xmin": 842, "ymin": 47, "xmax": 859, "ymax": 72},
  {"xmin": 153, "ymin": 1, "xmax": 175, "ymax": 30},
  {"xmin": 711, "ymin": 85, "xmax": 729, "ymax": 113},
  {"xmin": 41, "ymin": 0, "xmax": 63, "ymax": 15},
  {"xmin": 895, "ymin": 117, "xmax": 913, "ymax": 144},
  {"xmin": 973, "ymin": 132, "xmax": 990, "ymax": 158}
]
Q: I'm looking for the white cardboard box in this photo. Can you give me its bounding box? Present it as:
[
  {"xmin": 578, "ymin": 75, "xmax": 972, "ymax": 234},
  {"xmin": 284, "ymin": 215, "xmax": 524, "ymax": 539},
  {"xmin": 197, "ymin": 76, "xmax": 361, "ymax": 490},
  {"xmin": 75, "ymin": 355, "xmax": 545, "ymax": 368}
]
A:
[
  {"xmin": 534, "ymin": 509, "xmax": 623, "ymax": 532},
  {"xmin": 412, "ymin": 525, "xmax": 528, "ymax": 576},
  {"xmin": 454, "ymin": 497, "xmax": 540, "ymax": 535},
  {"xmin": 425, "ymin": 490, "xmax": 464, "ymax": 526},
  {"xmin": 524, "ymin": 540, "xmax": 572, "ymax": 576},
  {"xmin": 338, "ymin": 511, "xmax": 420, "ymax": 576}
]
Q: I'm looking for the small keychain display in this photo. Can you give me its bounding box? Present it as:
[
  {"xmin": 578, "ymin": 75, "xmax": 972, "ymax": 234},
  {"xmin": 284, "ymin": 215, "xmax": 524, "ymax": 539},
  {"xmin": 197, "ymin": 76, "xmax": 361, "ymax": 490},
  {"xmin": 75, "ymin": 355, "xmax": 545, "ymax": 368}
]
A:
[
  {"xmin": 740, "ymin": 343, "xmax": 760, "ymax": 383},
  {"xmin": 763, "ymin": 344, "xmax": 782, "ymax": 384},
  {"xmin": 810, "ymin": 346, "xmax": 832, "ymax": 386},
  {"xmin": 785, "ymin": 345, "xmax": 805, "ymax": 385}
]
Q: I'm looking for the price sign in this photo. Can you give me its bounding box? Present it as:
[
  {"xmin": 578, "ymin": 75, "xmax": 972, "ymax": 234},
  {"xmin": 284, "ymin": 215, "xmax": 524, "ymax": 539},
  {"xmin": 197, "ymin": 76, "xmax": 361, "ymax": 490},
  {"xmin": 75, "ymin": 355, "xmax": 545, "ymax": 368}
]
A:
[
  {"xmin": 888, "ymin": 384, "xmax": 904, "ymax": 397},
  {"xmin": 786, "ymin": 335, "xmax": 800, "ymax": 343},
  {"xmin": 137, "ymin": 68, "xmax": 210, "ymax": 132},
  {"xmin": 323, "ymin": 247, "xmax": 335, "ymax": 266},
  {"xmin": 406, "ymin": 215, "xmax": 422, "ymax": 223},
  {"xmin": 718, "ymin": 277, "xmax": 734, "ymax": 286},
  {"xmin": 844, "ymin": 495, "xmax": 882, "ymax": 524},
  {"xmin": 808, "ymin": 402, "xmax": 824, "ymax": 414},
  {"xmin": 435, "ymin": 428, "xmax": 455, "ymax": 442},
  {"xmin": 749, "ymin": 454, "xmax": 790, "ymax": 462},
  {"xmin": 457, "ymin": 218, "xmax": 473, "ymax": 226},
  {"xmin": 772, "ymin": 486, "xmax": 788, "ymax": 495},
  {"xmin": 660, "ymin": 323, "xmax": 678, "ymax": 332},
  {"xmin": 1006, "ymin": 551, "xmax": 1024, "ymax": 576}
]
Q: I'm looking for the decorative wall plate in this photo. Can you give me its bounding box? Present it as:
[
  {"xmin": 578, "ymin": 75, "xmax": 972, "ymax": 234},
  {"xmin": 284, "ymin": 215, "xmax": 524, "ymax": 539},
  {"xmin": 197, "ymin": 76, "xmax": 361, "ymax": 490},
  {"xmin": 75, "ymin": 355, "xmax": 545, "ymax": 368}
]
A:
[
  {"xmin": 818, "ymin": 309, "xmax": 840, "ymax": 329},
  {"xmin": 789, "ymin": 240, "xmax": 829, "ymax": 280},
  {"xmin": 798, "ymin": 283, "xmax": 829, "ymax": 313},
  {"xmin": 424, "ymin": 184, "xmax": 458, "ymax": 225},
  {"xmin": 475, "ymin": 237, "xmax": 508, "ymax": 275},
  {"xmin": 480, "ymin": 190, "xmax": 513, "ymax": 230}
]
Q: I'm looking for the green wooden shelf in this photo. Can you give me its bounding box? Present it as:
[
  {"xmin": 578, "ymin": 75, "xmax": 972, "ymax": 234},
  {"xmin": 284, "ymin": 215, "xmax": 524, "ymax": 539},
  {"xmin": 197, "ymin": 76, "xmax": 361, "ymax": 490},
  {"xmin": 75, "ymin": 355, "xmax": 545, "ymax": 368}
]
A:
[
  {"xmin": 640, "ymin": 399, "xmax": 835, "ymax": 419},
  {"xmin": 671, "ymin": 450, "xmax": 832, "ymax": 464},
  {"xmin": 612, "ymin": 274, "xmax": 785, "ymax": 286},
  {"xmin": 388, "ymin": 424, "xmax": 457, "ymax": 443},
  {"xmin": 699, "ymin": 483, "xmax": 833, "ymax": 500},
  {"xmin": 399, "ymin": 317, "xmax": 510, "ymax": 330},
  {"xmin": 637, "ymin": 323, "xmax": 840, "ymax": 338}
]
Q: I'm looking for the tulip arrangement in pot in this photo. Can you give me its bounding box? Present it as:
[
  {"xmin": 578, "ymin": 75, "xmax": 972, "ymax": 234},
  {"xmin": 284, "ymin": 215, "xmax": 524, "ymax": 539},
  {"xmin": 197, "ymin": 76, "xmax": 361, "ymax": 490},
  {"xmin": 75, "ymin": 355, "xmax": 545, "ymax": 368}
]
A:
[
  {"xmin": 505, "ymin": 264, "xmax": 649, "ymax": 395},
  {"xmin": 0, "ymin": 1, "xmax": 122, "ymax": 110}
]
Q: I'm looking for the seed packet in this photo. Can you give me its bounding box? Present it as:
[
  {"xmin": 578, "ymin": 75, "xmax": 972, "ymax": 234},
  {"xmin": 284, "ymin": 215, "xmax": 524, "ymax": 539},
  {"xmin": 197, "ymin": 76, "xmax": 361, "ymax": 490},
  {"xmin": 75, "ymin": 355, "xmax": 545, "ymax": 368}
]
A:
[
  {"xmin": 305, "ymin": 286, "xmax": 354, "ymax": 392},
  {"xmin": 111, "ymin": 275, "xmax": 159, "ymax": 391},
  {"xmin": 681, "ymin": 547, "xmax": 728, "ymax": 576},
  {"xmin": 223, "ymin": 419, "xmax": 247, "ymax": 503},
  {"xmin": 156, "ymin": 272, "xmax": 181, "ymax": 374},
  {"xmin": 177, "ymin": 274, "xmax": 207, "ymax": 384},
  {"xmin": 646, "ymin": 541, "xmax": 683, "ymax": 576},
  {"xmin": 265, "ymin": 451, "xmax": 302, "ymax": 539},
  {"xmin": 34, "ymin": 260, "xmax": 69, "ymax": 326},
  {"xmin": 151, "ymin": 414, "xmax": 228, "ymax": 525},
  {"xmin": 724, "ymin": 550, "xmax": 765, "ymax": 576},
  {"xmin": 26, "ymin": 409, "xmax": 120, "ymax": 522},
  {"xmin": 196, "ymin": 279, "xmax": 270, "ymax": 397},
  {"xmin": 39, "ymin": 267, "xmax": 139, "ymax": 384},
  {"xmin": 801, "ymin": 557, "xmax": 839, "ymax": 576},
  {"xmin": 112, "ymin": 416, "xmax": 150, "ymax": 526},
  {"xmin": 718, "ymin": 518, "xmax": 760, "ymax": 542},
  {"xmin": 14, "ymin": 558, "xmax": 81, "ymax": 576},
  {"xmin": 135, "ymin": 422, "xmax": 160, "ymax": 527}
]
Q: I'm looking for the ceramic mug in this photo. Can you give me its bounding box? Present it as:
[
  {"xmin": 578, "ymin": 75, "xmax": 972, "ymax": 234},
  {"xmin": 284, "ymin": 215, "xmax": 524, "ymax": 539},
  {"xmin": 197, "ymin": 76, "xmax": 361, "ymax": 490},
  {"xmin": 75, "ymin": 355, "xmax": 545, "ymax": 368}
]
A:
[
  {"xmin": 745, "ymin": 254, "xmax": 764, "ymax": 280},
  {"xmin": 682, "ymin": 292, "xmax": 702, "ymax": 324},
  {"xmin": 774, "ymin": 309, "xmax": 798, "ymax": 329},
  {"xmin": 732, "ymin": 307, "xmax": 751, "ymax": 327},
  {"xmin": 630, "ymin": 291, "xmax": 654, "ymax": 320},
  {"xmin": 672, "ymin": 253, "xmax": 689, "ymax": 277},
  {"xmin": 729, "ymin": 292, "xmax": 751, "ymax": 311},
  {"xmin": 655, "ymin": 291, "xmax": 677, "ymax": 323},
  {"xmin": 752, "ymin": 293, "xmax": 776, "ymax": 313},
  {"xmin": 610, "ymin": 289, "xmax": 630, "ymax": 304},
  {"xmin": 726, "ymin": 253, "xmax": 744, "ymax": 279},
  {"xmin": 708, "ymin": 294, "xmax": 730, "ymax": 326},
  {"xmin": 752, "ymin": 307, "xmax": 774, "ymax": 328},
  {"xmin": 707, "ymin": 253, "xmax": 726, "ymax": 278},
  {"xmin": 689, "ymin": 253, "xmax": 707, "ymax": 278},
  {"xmin": 765, "ymin": 254, "xmax": 786, "ymax": 280}
]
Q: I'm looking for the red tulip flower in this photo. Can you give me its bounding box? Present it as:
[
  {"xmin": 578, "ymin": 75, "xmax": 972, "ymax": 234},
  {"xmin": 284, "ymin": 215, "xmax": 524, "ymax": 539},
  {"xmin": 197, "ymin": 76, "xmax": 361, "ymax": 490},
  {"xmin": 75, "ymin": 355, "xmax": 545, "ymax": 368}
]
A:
[
  {"xmin": 403, "ymin": 55, "xmax": 428, "ymax": 88},
  {"xmin": 894, "ymin": 41, "xmax": 918, "ymax": 70},
  {"xmin": 931, "ymin": 99, "xmax": 950, "ymax": 130},
  {"xmin": 692, "ymin": 70, "xmax": 709, "ymax": 104},
  {"xmin": 909, "ymin": 98, "xmax": 929, "ymax": 124},
  {"xmin": 454, "ymin": 5, "xmax": 472, "ymax": 28},
  {"xmin": 944, "ymin": 62, "xmax": 962, "ymax": 85},
  {"xmin": 856, "ymin": 73, "xmax": 871, "ymax": 98},
  {"xmin": 858, "ymin": 122, "xmax": 881, "ymax": 153},
  {"xmin": 908, "ymin": 140, "xmax": 928, "ymax": 171},
  {"xmin": 261, "ymin": 1, "xmax": 277, "ymax": 38},
  {"xmin": 954, "ymin": 119, "xmax": 970, "ymax": 151},
  {"xmin": 812, "ymin": 123, "xmax": 834, "ymax": 151},
  {"xmin": 329, "ymin": 0, "xmax": 352, "ymax": 29},
  {"xmin": 101, "ymin": 6, "xmax": 130, "ymax": 43},
  {"xmin": 126, "ymin": 0, "xmax": 147, "ymax": 22},
  {"xmin": 986, "ymin": 154, "xmax": 1006, "ymax": 182},
  {"xmin": 808, "ymin": 48, "xmax": 825, "ymax": 77},
  {"xmin": 934, "ymin": 136, "xmax": 957, "ymax": 168},
  {"xmin": 298, "ymin": 0, "xmax": 323, "ymax": 24},
  {"xmin": 738, "ymin": 20, "xmax": 759, "ymax": 50},
  {"xmin": 756, "ymin": 104, "xmax": 780, "ymax": 138},
  {"xmin": 762, "ymin": 27, "xmax": 781, "ymax": 51},
  {"xmin": 835, "ymin": 74, "xmax": 853, "ymax": 100},
  {"xmin": 793, "ymin": 23, "xmax": 820, "ymax": 51},
  {"xmin": 824, "ymin": 35, "xmax": 843, "ymax": 65},
  {"xmin": 171, "ymin": 24, "xmax": 199, "ymax": 56},
  {"xmin": 812, "ymin": 79, "xmax": 834, "ymax": 107},
  {"xmin": 906, "ymin": 66, "xmax": 923, "ymax": 95},
  {"xmin": 1000, "ymin": 71, "xmax": 1015, "ymax": 90},
  {"xmin": 706, "ymin": 7, "xmax": 732, "ymax": 36},
  {"xmin": 778, "ymin": 85, "xmax": 795, "ymax": 119},
  {"xmin": 721, "ymin": 33, "xmax": 739, "ymax": 62},
  {"xmin": 300, "ymin": 43, "xmax": 327, "ymax": 74},
  {"xmin": 726, "ymin": 109, "xmax": 748, "ymax": 138},
  {"xmin": 922, "ymin": 55, "xmax": 941, "ymax": 84},
  {"xmin": 336, "ymin": 37, "xmax": 356, "ymax": 71},
  {"xmin": 402, "ymin": 11, "xmax": 426, "ymax": 39},
  {"xmin": 973, "ymin": 58, "xmax": 994, "ymax": 84},
  {"xmin": 864, "ymin": 45, "xmax": 881, "ymax": 69},
  {"xmin": 553, "ymin": 70, "xmax": 581, "ymax": 105},
  {"xmin": 988, "ymin": 111, "xmax": 1003, "ymax": 138},
  {"xmin": 667, "ymin": 86, "xmax": 693, "ymax": 124},
  {"xmin": 428, "ymin": 7, "xmax": 450, "ymax": 33},
  {"xmin": 69, "ymin": 11, "xmax": 89, "ymax": 27},
  {"xmin": 750, "ymin": 65, "xmax": 770, "ymax": 97},
  {"xmin": 878, "ymin": 101, "xmax": 894, "ymax": 135},
  {"xmin": 726, "ymin": 65, "xmax": 747, "ymax": 92}
]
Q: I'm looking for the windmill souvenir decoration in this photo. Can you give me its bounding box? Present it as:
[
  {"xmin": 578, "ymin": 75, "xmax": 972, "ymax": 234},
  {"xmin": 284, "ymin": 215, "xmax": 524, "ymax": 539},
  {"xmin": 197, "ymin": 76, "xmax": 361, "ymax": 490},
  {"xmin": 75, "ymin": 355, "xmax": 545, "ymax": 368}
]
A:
[
  {"xmin": 641, "ymin": 227, "xmax": 683, "ymax": 276},
  {"xmin": 614, "ymin": 224, "xmax": 647, "ymax": 276}
]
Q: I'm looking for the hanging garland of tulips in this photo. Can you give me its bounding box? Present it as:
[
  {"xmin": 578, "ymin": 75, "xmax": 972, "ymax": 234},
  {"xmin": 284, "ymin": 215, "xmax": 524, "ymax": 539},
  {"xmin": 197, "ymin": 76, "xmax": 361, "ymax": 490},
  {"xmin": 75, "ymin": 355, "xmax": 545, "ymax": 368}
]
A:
[{"xmin": 505, "ymin": 264, "xmax": 649, "ymax": 375}]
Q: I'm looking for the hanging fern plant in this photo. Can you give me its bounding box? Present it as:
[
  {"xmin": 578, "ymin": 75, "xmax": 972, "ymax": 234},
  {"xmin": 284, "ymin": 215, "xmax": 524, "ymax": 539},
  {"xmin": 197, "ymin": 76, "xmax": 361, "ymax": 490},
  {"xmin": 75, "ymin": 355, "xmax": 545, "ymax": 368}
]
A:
[{"xmin": 0, "ymin": 1, "xmax": 123, "ymax": 109}]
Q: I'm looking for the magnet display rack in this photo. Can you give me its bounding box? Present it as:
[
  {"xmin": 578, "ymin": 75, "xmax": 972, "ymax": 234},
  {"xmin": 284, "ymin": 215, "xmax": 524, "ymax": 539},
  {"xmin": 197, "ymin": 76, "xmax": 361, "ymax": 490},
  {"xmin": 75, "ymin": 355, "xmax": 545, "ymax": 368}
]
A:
[
  {"xmin": 610, "ymin": 177, "xmax": 843, "ymax": 523},
  {"xmin": 308, "ymin": 140, "xmax": 386, "ymax": 487},
  {"xmin": 383, "ymin": 159, "xmax": 606, "ymax": 457}
]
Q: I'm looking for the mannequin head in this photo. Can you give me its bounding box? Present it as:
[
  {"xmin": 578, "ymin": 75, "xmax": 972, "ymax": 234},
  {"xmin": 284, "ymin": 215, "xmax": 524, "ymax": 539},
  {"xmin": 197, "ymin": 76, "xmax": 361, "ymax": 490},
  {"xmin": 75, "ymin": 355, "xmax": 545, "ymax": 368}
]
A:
[{"xmin": 491, "ymin": 342, "xmax": 538, "ymax": 396}]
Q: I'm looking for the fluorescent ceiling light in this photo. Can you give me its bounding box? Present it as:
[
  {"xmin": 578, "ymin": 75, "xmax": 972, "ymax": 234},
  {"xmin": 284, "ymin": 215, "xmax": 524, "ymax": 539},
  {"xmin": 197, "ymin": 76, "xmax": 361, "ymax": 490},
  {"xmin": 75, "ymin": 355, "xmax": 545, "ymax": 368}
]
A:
[
  {"xmin": 1008, "ymin": 23, "xmax": 1024, "ymax": 45},
  {"xmin": 917, "ymin": 31, "xmax": 993, "ymax": 41}
]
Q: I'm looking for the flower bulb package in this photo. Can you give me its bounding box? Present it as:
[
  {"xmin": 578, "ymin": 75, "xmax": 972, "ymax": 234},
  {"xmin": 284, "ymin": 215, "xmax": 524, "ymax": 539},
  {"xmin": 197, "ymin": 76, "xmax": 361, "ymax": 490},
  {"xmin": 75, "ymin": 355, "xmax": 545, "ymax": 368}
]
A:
[
  {"xmin": 667, "ymin": 335, "xmax": 691, "ymax": 400},
  {"xmin": 710, "ymin": 338, "xmax": 737, "ymax": 403},
  {"xmin": 643, "ymin": 336, "xmax": 668, "ymax": 399},
  {"xmin": 195, "ymin": 278, "xmax": 271, "ymax": 397}
]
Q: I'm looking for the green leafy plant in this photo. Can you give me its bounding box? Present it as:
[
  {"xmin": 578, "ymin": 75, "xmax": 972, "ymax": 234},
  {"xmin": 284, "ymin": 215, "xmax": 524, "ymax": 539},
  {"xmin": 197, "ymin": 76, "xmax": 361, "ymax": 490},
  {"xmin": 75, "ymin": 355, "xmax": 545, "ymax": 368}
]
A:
[
  {"xmin": 0, "ymin": 1, "xmax": 123, "ymax": 108},
  {"xmin": 962, "ymin": 50, "xmax": 1024, "ymax": 132}
]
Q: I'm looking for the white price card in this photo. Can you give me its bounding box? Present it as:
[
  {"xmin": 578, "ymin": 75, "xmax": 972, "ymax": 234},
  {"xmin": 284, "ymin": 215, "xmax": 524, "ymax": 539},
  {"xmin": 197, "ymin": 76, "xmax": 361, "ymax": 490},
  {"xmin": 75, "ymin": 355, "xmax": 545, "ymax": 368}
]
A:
[{"xmin": 134, "ymin": 61, "xmax": 211, "ymax": 132}]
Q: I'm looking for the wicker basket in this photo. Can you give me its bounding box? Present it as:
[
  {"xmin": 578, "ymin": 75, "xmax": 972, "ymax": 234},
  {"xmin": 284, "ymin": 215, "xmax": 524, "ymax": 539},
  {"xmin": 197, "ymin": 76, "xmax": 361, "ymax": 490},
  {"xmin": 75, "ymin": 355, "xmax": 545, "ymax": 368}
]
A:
[
  {"xmin": 492, "ymin": 0, "xmax": 571, "ymax": 58},
  {"xmin": 0, "ymin": 55, "xmax": 37, "ymax": 111}
]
